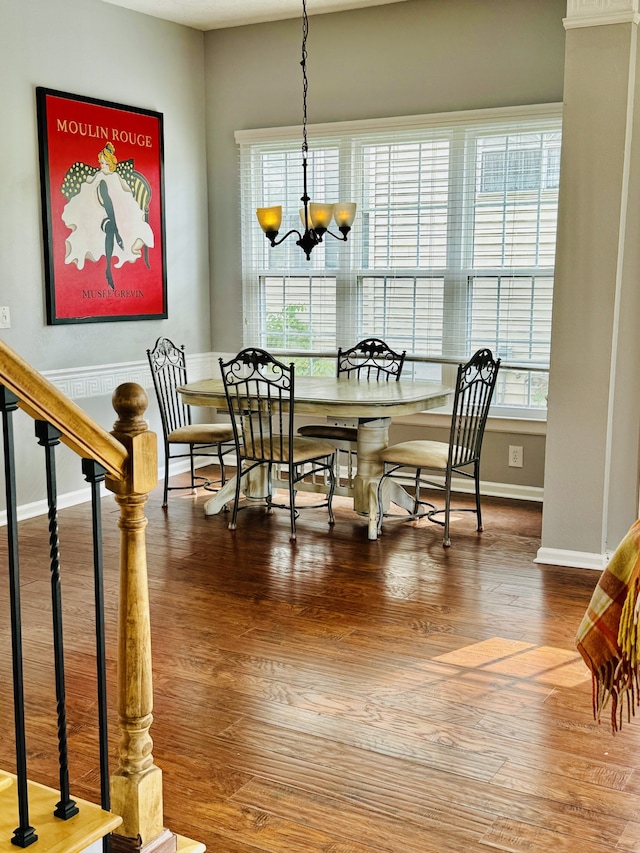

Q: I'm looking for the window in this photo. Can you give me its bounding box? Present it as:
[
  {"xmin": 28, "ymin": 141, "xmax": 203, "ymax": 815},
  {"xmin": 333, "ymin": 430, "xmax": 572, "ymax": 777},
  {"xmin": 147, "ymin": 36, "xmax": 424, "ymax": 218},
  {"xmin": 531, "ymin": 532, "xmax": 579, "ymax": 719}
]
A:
[{"xmin": 237, "ymin": 105, "xmax": 562, "ymax": 415}]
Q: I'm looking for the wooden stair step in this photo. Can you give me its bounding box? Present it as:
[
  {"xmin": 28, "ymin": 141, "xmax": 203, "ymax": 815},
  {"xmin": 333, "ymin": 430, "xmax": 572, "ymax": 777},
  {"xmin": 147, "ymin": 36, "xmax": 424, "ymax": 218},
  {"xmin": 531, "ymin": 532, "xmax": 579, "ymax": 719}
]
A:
[
  {"xmin": 0, "ymin": 772, "xmax": 122, "ymax": 853},
  {"xmin": 176, "ymin": 834, "xmax": 206, "ymax": 853}
]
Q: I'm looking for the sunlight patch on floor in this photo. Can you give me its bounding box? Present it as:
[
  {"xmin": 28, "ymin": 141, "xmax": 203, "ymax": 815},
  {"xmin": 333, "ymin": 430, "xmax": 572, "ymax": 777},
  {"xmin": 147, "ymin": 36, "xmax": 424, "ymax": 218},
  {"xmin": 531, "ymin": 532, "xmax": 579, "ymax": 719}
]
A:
[{"xmin": 433, "ymin": 637, "xmax": 588, "ymax": 688}]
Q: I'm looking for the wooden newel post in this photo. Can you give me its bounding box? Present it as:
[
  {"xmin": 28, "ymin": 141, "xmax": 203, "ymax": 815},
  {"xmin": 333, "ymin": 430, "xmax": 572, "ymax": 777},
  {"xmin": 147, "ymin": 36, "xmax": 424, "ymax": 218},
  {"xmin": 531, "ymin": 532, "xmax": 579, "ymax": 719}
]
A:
[{"xmin": 105, "ymin": 383, "xmax": 176, "ymax": 853}]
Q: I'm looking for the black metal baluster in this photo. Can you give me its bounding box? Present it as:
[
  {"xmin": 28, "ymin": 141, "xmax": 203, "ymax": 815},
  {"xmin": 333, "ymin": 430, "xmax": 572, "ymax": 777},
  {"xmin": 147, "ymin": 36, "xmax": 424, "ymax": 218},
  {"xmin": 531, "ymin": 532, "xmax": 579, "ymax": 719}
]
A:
[
  {"xmin": 81, "ymin": 460, "xmax": 111, "ymax": 845},
  {"xmin": 1, "ymin": 386, "xmax": 37, "ymax": 848},
  {"xmin": 34, "ymin": 420, "xmax": 79, "ymax": 820}
]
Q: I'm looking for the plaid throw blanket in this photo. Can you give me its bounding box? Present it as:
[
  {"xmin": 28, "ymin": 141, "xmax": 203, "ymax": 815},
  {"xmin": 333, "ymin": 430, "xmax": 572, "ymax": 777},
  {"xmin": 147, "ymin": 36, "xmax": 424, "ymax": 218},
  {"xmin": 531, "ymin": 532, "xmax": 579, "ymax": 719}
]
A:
[{"xmin": 576, "ymin": 519, "xmax": 640, "ymax": 732}]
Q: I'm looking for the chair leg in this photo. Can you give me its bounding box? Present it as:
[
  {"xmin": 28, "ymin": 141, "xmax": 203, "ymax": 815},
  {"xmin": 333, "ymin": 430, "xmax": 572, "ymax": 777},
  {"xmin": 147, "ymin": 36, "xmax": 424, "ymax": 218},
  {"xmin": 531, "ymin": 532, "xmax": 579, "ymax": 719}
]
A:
[
  {"xmin": 162, "ymin": 441, "xmax": 170, "ymax": 508},
  {"xmin": 443, "ymin": 472, "xmax": 452, "ymax": 548},
  {"xmin": 413, "ymin": 468, "xmax": 422, "ymax": 514},
  {"xmin": 336, "ymin": 449, "xmax": 344, "ymax": 489},
  {"xmin": 474, "ymin": 460, "xmax": 483, "ymax": 532},
  {"xmin": 376, "ymin": 467, "xmax": 385, "ymax": 534},
  {"xmin": 217, "ymin": 443, "xmax": 226, "ymax": 486},
  {"xmin": 229, "ymin": 466, "xmax": 243, "ymax": 531},
  {"xmin": 289, "ymin": 468, "xmax": 297, "ymax": 541},
  {"xmin": 189, "ymin": 445, "xmax": 197, "ymax": 493},
  {"xmin": 265, "ymin": 463, "xmax": 275, "ymax": 514},
  {"xmin": 327, "ymin": 454, "xmax": 336, "ymax": 526}
]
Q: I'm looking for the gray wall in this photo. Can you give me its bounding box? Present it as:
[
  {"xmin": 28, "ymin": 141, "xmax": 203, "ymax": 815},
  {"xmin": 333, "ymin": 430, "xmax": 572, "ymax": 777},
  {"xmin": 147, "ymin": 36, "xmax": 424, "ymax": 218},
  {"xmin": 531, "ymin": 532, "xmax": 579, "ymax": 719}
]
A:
[
  {"xmin": 204, "ymin": 0, "xmax": 566, "ymax": 491},
  {"xmin": 1, "ymin": 0, "xmax": 210, "ymax": 504},
  {"xmin": 0, "ymin": 0, "xmax": 569, "ymax": 511},
  {"xmin": 1, "ymin": 0, "xmax": 211, "ymax": 369}
]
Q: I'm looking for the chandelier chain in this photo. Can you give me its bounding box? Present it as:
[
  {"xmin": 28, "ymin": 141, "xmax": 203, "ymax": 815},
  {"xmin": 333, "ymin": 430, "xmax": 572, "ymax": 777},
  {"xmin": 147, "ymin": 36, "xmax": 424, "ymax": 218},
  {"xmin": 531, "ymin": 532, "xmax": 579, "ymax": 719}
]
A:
[
  {"xmin": 301, "ymin": 0, "xmax": 309, "ymax": 158},
  {"xmin": 255, "ymin": 0, "xmax": 355, "ymax": 259}
]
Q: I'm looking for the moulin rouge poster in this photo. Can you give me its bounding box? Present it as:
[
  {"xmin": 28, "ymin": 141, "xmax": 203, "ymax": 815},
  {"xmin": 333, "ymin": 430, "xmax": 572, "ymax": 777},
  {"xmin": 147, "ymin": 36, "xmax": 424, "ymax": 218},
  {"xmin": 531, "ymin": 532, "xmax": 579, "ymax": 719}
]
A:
[{"xmin": 36, "ymin": 88, "xmax": 167, "ymax": 324}]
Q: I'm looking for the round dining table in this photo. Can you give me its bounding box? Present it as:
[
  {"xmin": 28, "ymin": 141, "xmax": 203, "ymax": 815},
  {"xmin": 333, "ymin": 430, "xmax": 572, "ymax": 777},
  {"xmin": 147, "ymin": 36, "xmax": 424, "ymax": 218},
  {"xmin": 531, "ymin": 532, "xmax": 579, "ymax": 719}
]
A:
[{"xmin": 178, "ymin": 376, "xmax": 450, "ymax": 539}]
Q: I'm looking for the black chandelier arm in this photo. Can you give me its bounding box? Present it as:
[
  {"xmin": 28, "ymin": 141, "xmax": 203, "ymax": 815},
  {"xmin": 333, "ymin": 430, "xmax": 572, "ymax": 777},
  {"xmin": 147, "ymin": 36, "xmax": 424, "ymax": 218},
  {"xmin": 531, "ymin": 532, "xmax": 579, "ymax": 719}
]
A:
[
  {"xmin": 322, "ymin": 226, "xmax": 351, "ymax": 242},
  {"xmin": 261, "ymin": 226, "xmax": 319, "ymax": 261},
  {"xmin": 262, "ymin": 223, "xmax": 352, "ymax": 262},
  {"xmin": 264, "ymin": 227, "xmax": 304, "ymax": 247}
]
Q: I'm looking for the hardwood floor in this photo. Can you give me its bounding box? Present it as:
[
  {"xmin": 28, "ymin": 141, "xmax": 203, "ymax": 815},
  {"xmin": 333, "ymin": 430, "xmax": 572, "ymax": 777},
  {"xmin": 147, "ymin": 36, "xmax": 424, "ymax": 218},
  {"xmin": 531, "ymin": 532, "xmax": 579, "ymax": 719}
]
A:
[{"xmin": 1, "ymin": 470, "xmax": 638, "ymax": 852}]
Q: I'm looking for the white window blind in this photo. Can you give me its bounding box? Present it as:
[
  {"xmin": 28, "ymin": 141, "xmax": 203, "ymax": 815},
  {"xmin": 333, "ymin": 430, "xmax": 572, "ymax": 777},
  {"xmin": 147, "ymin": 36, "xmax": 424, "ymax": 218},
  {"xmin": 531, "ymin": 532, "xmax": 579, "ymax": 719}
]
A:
[{"xmin": 237, "ymin": 104, "xmax": 562, "ymax": 414}]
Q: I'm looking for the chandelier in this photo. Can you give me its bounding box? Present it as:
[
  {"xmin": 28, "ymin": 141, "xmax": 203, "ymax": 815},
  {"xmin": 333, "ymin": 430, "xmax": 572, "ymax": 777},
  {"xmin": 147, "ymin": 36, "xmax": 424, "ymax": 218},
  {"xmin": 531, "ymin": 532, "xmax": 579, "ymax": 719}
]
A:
[{"xmin": 256, "ymin": 0, "xmax": 356, "ymax": 261}]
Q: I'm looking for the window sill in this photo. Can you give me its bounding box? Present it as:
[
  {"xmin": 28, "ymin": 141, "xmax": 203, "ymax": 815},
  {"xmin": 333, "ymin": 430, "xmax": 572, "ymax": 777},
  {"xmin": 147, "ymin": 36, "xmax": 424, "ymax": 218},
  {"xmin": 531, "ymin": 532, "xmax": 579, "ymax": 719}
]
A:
[{"xmin": 392, "ymin": 410, "xmax": 547, "ymax": 436}]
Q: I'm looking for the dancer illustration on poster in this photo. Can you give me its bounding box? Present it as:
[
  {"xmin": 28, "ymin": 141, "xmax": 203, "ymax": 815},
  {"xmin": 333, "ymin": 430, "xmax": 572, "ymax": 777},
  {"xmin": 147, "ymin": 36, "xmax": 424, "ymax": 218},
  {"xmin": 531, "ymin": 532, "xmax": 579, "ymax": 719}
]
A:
[{"xmin": 60, "ymin": 141, "xmax": 154, "ymax": 290}]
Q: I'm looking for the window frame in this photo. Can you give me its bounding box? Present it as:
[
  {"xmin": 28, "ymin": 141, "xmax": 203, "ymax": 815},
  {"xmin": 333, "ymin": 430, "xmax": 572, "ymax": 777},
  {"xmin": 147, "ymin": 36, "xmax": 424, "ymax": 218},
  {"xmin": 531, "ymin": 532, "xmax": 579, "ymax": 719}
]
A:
[{"xmin": 237, "ymin": 103, "xmax": 562, "ymax": 420}]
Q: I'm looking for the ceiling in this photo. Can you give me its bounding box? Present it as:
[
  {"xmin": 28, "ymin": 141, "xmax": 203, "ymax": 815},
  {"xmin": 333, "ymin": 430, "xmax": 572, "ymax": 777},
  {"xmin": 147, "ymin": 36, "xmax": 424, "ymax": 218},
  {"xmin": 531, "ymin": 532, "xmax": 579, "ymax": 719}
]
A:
[{"xmin": 99, "ymin": 0, "xmax": 410, "ymax": 31}]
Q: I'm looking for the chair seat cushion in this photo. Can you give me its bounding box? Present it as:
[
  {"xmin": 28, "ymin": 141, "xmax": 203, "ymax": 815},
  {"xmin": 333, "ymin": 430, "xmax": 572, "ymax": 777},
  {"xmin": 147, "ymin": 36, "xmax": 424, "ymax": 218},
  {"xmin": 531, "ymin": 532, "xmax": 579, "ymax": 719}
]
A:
[
  {"xmin": 298, "ymin": 424, "xmax": 358, "ymax": 442},
  {"xmin": 246, "ymin": 436, "xmax": 336, "ymax": 464},
  {"xmin": 379, "ymin": 439, "xmax": 453, "ymax": 470},
  {"xmin": 168, "ymin": 424, "xmax": 235, "ymax": 444}
]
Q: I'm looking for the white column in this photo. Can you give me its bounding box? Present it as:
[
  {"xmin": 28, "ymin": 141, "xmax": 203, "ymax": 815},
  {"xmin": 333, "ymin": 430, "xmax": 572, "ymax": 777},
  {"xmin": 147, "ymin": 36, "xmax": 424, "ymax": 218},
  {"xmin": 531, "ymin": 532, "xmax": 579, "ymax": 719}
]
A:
[{"xmin": 538, "ymin": 0, "xmax": 640, "ymax": 568}]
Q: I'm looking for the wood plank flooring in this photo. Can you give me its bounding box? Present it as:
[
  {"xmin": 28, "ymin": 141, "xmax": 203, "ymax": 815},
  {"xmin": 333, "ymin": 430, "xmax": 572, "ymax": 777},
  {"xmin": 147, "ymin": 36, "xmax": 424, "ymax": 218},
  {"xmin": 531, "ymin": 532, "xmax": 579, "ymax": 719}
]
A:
[{"xmin": 1, "ymin": 470, "xmax": 638, "ymax": 852}]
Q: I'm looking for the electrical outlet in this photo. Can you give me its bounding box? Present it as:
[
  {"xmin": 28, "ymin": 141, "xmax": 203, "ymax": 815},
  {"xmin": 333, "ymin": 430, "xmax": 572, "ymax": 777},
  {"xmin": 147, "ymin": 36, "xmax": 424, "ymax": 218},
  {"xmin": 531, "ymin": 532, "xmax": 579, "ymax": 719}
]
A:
[
  {"xmin": 509, "ymin": 445, "xmax": 523, "ymax": 468},
  {"xmin": 0, "ymin": 306, "xmax": 9, "ymax": 329}
]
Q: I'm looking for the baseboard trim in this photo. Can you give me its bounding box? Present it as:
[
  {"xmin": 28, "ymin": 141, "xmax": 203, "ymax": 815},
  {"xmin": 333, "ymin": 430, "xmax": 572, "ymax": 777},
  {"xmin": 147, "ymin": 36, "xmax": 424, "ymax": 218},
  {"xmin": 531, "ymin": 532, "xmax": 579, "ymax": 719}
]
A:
[
  {"xmin": 534, "ymin": 547, "xmax": 610, "ymax": 571},
  {"xmin": 471, "ymin": 480, "xmax": 543, "ymax": 503},
  {"xmin": 0, "ymin": 458, "xmax": 215, "ymax": 527},
  {"xmin": 389, "ymin": 472, "xmax": 543, "ymax": 504},
  {"xmin": 0, "ymin": 484, "xmax": 110, "ymax": 527}
]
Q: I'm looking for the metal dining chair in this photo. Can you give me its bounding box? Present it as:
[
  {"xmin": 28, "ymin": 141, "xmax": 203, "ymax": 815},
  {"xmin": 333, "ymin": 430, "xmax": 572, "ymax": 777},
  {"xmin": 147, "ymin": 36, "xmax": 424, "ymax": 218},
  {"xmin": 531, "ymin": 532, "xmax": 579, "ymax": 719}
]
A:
[
  {"xmin": 376, "ymin": 348, "xmax": 501, "ymax": 546},
  {"xmin": 147, "ymin": 336, "xmax": 235, "ymax": 507},
  {"xmin": 297, "ymin": 338, "xmax": 406, "ymax": 486},
  {"xmin": 219, "ymin": 347, "xmax": 337, "ymax": 540}
]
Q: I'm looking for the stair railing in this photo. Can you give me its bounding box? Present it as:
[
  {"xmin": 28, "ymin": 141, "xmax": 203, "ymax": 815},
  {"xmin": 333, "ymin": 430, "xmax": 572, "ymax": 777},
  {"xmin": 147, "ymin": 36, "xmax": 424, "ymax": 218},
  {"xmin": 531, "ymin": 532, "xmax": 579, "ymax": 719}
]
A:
[{"xmin": 0, "ymin": 339, "xmax": 192, "ymax": 853}]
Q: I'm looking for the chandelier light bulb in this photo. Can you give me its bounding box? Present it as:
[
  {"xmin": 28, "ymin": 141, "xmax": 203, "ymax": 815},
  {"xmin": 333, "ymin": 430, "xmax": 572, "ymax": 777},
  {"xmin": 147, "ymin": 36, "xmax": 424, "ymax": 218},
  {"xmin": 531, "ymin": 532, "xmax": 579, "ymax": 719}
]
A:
[
  {"xmin": 308, "ymin": 202, "xmax": 334, "ymax": 232},
  {"xmin": 256, "ymin": 206, "xmax": 282, "ymax": 236},
  {"xmin": 334, "ymin": 202, "xmax": 357, "ymax": 228}
]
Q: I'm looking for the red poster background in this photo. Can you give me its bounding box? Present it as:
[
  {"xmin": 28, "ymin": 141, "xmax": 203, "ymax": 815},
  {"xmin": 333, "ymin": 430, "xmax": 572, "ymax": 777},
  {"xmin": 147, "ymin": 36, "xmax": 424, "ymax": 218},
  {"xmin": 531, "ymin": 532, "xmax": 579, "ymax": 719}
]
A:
[{"xmin": 37, "ymin": 88, "xmax": 167, "ymax": 323}]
